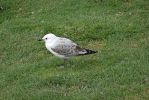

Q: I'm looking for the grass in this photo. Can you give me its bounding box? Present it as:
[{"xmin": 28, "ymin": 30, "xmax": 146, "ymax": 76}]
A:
[{"xmin": 0, "ymin": 0, "xmax": 149, "ymax": 99}]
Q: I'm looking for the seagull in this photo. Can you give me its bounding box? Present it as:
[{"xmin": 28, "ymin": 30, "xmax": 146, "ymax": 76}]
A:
[{"xmin": 39, "ymin": 33, "xmax": 97, "ymax": 66}]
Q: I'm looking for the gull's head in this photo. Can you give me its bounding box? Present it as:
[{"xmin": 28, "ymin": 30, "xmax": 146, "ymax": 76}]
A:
[{"xmin": 41, "ymin": 33, "xmax": 57, "ymax": 43}]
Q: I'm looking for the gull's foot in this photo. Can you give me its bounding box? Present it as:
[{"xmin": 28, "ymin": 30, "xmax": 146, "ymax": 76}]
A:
[
  {"xmin": 57, "ymin": 63, "xmax": 65, "ymax": 68},
  {"xmin": 59, "ymin": 65, "xmax": 65, "ymax": 68},
  {"xmin": 71, "ymin": 65, "xmax": 75, "ymax": 67}
]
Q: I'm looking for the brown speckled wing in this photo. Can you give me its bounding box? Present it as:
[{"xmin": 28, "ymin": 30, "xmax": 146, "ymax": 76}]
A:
[{"xmin": 51, "ymin": 43, "xmax": 77, "ymax": 56}]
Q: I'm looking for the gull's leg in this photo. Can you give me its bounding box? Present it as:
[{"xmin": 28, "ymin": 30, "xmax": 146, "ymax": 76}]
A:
[
  {"xmin": 59, "ymin": 59, "xmax": 67, "ymax": 68},
  {"xmin": 64, "ymin": 58, "xmax": 74, "ymax": 67},
  {"xmin": 64, "ymin": 58, "xmax": 68, "ymax": 65}
]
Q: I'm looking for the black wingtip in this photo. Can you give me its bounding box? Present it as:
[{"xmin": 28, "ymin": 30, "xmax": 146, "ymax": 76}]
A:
[
  {"xmin": 85, "ymin": 49, "xmax": 97, "ymax": 55},
  {"xmin": 77, "ymin": 49, "xmax": 97, "ymax": 56}
]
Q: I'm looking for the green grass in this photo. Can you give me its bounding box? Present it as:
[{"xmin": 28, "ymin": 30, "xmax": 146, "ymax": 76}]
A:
[{"xmin": 0, "ymin": 0, "xmax": 149, "ymax": 99}]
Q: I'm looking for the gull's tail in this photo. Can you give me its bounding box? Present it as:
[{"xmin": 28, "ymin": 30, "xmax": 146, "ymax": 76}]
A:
[
  {"xmin": 84, "ymin": 49, "xmax": 97, "ymax": 55},
  {"xmin": 78, "ymin": 48, "xmax": 97, "ymax": 56}
]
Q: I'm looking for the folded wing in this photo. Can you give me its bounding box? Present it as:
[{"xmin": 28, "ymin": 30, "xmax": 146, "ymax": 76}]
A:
[{"xmin": 51, "ymin": 37, "xmax": 97, "ymax": 57}]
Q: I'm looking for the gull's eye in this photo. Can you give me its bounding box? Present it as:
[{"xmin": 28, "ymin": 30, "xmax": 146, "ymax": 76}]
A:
[{"xmin": 45, "ymin": 38, "xmax": 47, "ymax": 40}]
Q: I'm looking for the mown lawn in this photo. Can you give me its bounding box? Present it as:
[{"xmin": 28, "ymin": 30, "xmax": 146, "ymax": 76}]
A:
[{"xmin": 0, "ymin": 0, "xmax": 149, "ymax": 100}]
